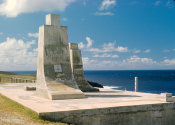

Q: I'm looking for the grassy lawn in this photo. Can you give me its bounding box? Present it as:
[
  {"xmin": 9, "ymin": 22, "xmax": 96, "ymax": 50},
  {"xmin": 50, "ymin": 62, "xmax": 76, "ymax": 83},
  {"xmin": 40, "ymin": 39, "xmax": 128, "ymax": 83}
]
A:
[
  {"xmin": 0, "ymin": 94, "xmax": 68, "ymax": 125},
  {"xmin": 0, "ymin": 73, "xmax": 36, "ymax": 83}
]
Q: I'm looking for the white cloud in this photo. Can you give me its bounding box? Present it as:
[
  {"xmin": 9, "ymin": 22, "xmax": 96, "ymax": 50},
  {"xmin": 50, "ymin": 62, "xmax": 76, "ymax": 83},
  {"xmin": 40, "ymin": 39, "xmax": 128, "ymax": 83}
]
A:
[
  {"xmin": 163, "ymin": 59, "xmax": 175, "ymax": 65},
  {"xmin": 88, "ymin": 42, "xmax": 128, "ymax": 53},
  {"xmin": 163, "ymin": 49, "xmax": 175, "ymax": 53},
  {"xmin": 116, "ymin": 46, "xmax": 128, "ymax": 52},
  {"xmin": 104, "ymin": 42, "xmax": 128, "ymax": 52},
  {"xmin": 82, "ymin": 0, "xmax": 88, "ymax": 6},
  {"xmin": 88, "ymin": 48, "xmax": 101, "ymax": 52},
  {"xmin": 82, "ymin": 57, "xmax": 118, "ymax": 70},
  {"xmin": 0, "ymin": 0, "xmax": 76, "ymax": 17},
  {"xmin": 82, "ymin": 57, "xmax": 96, "ymax": 65},
  {"xmin": 78, "ymin": 42, "xmax": 85, "ymax": 49},
  {"xmin": 94, "ymin": 12, "xmax": 114, "ymax": 16},
  {"xmin": 103, "ymin": 42, "xmax": 115, "ymax": 52},
  {"xmin": 144, "ymin": 49, "xmax": 151, "ymax": 53},
  {"xmin": 163, "ymin": 49, "xmax": 170, "ymax": 53},
  {"xmin": 166, "ymin": 1, "xmax": 174, "ymax": 8},
  {"xmin": 111, "ymin": 55, "xmax": 119, "ymax": 58},
  {"xmin": 62, "ymin": 17, "xmax": 68, "ymax": 21},
  {"xmin": 28, "ymin": 32, "xmax": 38, "ymax": 38},
  {"xmin": 81, "ymin": 55, "xmax": 174, "ymax": 70},
  {"xmin": 133, "ymin": 49, "xmax": 141, "ymax": 53},
  {"xmin": 123, "ymin": 55, "xmax": 156, "ymax": 65},
  {"xmin": 155, "ymin": 1, "xmax": 161, "ymax": 6},
  {"xmin": 78, "ymin": 36, "xmax": 93, "ymax": 49},
  {"xmin": 0, "ymin": 37, "xmax": 37, "ymax": 70},
  {"xmin": 95, "ymin": 0, "xmax": 116, "ymax": 16},
  {"xmin": 93, "ymin": 53, "xmax": 119, "ymax": 58},
  {"xmin": 86, "ymin": 36, "xmax": 93, "ymax": 48},
  {"xmin": 99, "ymin": 0, "xmax": 116, "ymax": 10}
]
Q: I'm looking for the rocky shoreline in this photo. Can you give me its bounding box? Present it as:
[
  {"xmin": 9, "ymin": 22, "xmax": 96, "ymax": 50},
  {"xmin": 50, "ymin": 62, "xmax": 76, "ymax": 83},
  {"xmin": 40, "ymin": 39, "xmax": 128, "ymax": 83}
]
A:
[{"xmin": 88, "ymin": 81, "xmax": 103, "ymax": 88}]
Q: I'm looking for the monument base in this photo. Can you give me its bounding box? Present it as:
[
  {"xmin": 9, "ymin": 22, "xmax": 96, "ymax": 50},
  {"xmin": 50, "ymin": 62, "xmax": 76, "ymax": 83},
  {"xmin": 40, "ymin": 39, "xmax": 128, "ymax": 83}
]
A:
[
  {"xmin": 0, "ymin": 83, "xmax": 174, "ymax": 125},
  {"xmin": 35, "ymin": 82, "xmax": 85, "ymax": 100}
]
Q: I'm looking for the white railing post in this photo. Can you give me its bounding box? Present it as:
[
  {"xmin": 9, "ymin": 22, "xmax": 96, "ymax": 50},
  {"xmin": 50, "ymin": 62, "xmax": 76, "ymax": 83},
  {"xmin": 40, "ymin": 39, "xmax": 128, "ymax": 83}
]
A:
[{"xmin": 135, "ymin": 77, "xmax": 138, "ymax": 92}]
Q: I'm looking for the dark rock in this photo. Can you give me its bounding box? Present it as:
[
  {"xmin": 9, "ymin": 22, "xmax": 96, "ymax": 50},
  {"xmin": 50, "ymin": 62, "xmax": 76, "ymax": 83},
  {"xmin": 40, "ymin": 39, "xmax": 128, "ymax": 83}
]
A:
[{"xmin": 88, "ymin": 81, "xmax": 103, "ymax": 88}]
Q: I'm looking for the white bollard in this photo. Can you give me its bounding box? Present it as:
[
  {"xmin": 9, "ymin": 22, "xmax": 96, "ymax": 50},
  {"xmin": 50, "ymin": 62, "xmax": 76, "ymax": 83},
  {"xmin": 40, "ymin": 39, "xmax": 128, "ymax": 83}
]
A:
[{"xmin": 135, "ymin": 77, "xmax": 138, "ymax": 92}]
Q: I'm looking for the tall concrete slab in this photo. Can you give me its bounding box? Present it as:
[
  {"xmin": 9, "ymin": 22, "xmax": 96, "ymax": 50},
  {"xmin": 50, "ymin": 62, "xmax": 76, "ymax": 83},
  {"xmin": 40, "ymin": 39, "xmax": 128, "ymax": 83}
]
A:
[
  {"xmin": 69, "ymin": 43, "xmax": 99, "ymax": 92},
  {"xmin": 36, "ymin": 14, "xmax": 85, "ymax": 100}
]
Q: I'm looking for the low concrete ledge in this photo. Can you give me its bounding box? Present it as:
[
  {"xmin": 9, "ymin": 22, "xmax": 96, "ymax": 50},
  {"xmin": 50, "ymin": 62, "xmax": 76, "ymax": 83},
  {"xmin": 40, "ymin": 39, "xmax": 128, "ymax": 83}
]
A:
[
  {"xmin": 39, "ymin": 103, "xmax": 175, "ymax": 125},
  {"xmin": 160, "ymin": 93, "xmax": 175, "ymax": 102},
  {"xmin": 24, "ymin": 86, "xmax": 36, "ymax": 91},
  {"xmin": 39, "ymin": 102, "xmax": 175, "ymax": 118}
]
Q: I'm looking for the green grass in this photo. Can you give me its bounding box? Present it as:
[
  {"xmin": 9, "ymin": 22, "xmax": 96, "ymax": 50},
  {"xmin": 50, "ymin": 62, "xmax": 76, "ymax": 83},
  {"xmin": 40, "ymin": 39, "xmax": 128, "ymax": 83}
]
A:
[
  {"xmin": 0, "ymin": 73, "xmax": 36, "ymax": 83},
  {"xmin": 0, "ymin": 93, "xmax": 68, "ymax": 125}
]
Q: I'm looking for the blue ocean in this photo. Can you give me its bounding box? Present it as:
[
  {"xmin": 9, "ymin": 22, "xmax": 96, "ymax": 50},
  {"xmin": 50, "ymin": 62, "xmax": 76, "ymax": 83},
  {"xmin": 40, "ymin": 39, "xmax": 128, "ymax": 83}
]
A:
[{"xmin": 11, "ymin": 70, "xmax": 175, "ymax": 95}]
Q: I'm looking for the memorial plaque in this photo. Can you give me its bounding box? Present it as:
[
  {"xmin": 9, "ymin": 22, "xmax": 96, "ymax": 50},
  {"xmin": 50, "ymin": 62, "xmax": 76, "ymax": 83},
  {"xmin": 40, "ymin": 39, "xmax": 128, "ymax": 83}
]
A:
[{"xmin": 54, "ymin": 65, "xmax": 62, "ymax": 72}]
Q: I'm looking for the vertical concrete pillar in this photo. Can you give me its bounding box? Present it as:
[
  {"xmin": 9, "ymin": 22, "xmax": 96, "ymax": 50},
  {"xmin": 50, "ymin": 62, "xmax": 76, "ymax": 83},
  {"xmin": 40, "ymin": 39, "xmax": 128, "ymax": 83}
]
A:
[
  {"xmin": 10, "ymin": 77, "xmax": 12, "ymax": 83},
  {"xmin": 18, "ymin": 78, "xmax": 21, "ymax": 83},
  {"xmin": 69, "ymin": 43, "xmax": 99, "ymax": 92},
  {"xmin": 15, "ymin": 78, "xmax": 17, "ymax": 83},
  {"xmin": 135, "ymin": 77, "xmax": 138, "ymax": 92},
  {"xmin": 16, "ymin": 78, "xmax": 18, "ymax": 83},
  {"xmin": 17, "ymin": 78, "xmax": 19, "ymax": 83},
  {"xmin": 12, "ymin": 77, "xmax": 14, "ymax": 83}
]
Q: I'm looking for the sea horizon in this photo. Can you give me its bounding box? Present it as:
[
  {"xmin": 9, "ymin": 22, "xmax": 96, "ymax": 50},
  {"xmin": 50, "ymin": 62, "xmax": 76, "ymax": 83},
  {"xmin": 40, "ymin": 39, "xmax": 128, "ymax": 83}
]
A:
[
  {"xmin": 3, "ymin": 70, "xmax": 175, "ymax": 95},
  {"xmin": 4, "ymin": 69, "xmax": 175, "ymax": 73}
]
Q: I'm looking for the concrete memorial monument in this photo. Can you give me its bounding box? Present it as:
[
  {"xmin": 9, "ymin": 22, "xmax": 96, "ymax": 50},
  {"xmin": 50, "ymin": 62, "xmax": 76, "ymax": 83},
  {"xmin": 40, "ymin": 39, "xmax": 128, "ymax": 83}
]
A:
[
  {"xmin": 1, "ymin": 13, "xmax": 175, "ymax": 125},
  {"xmin": 69, "ymin": 43, "xmax": 99, "ymax": 92},
  {"xmin": 35, "ymin": 14, "xmax": 85, "ymax": 100}
]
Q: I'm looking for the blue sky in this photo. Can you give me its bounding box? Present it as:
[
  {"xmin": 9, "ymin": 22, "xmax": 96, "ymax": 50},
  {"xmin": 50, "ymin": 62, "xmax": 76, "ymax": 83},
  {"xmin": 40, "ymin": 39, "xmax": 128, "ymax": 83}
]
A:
[{"xmin": 0, "ymin": 0, "xmax": 174, "ymax": 70}]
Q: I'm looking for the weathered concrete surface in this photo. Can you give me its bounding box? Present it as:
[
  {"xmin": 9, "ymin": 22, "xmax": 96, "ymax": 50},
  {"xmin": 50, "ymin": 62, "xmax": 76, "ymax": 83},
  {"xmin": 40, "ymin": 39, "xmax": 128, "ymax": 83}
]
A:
[
  {"xmin": 0, "ymin": 83, "xmax": 175, "ymax": 125},
  {"xmin": 46, "ymin": 14, "xmax": 60, "ymax": 26},
  {"xmin": 69, "ymin": 43, "xmax": 99, "ymax": 92},
  {"xmin": 36, "ymin": 14, "xmax": 84, "ymax": 100}
]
